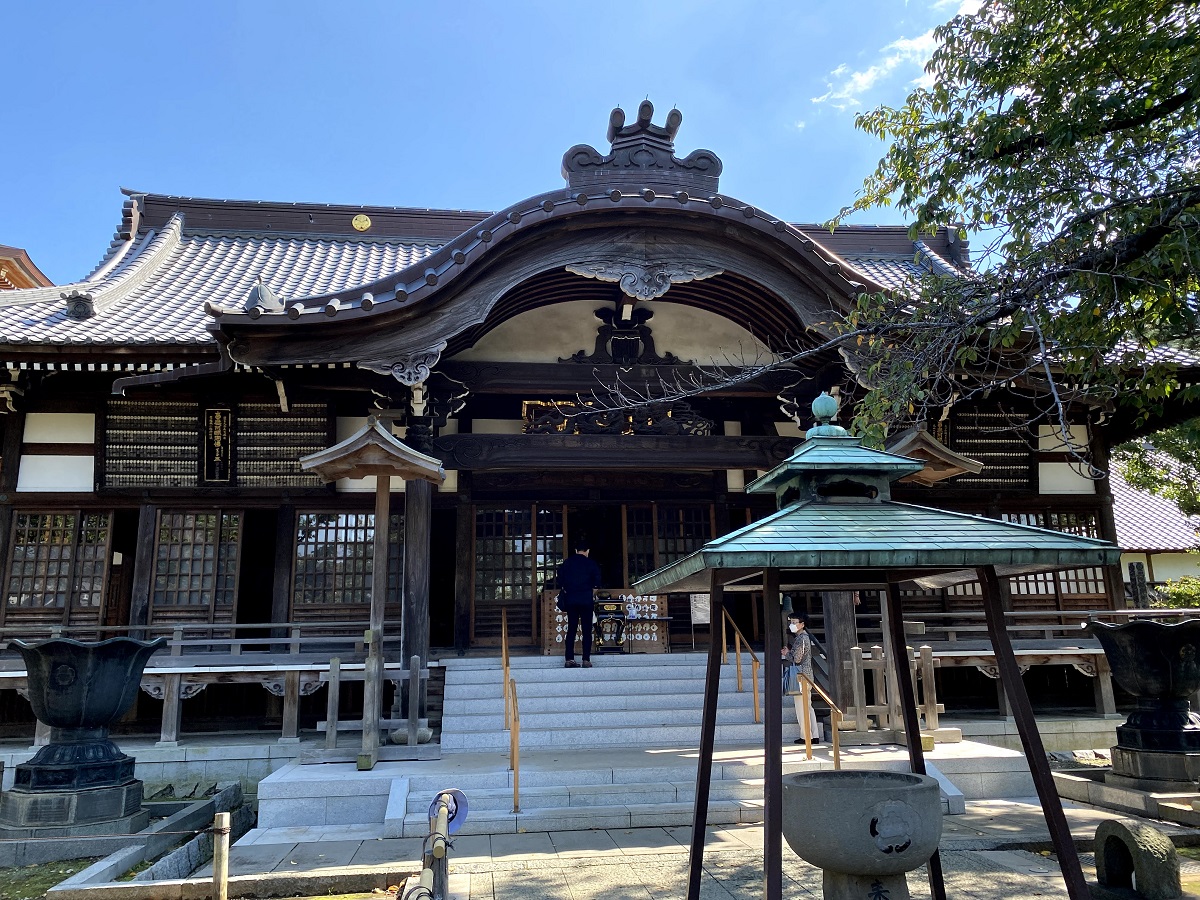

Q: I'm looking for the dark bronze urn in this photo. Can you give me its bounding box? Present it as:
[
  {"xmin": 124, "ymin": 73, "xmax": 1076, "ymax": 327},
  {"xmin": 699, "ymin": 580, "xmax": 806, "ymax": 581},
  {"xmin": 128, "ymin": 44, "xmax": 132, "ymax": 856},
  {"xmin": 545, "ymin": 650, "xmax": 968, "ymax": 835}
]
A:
[
  {"xmin": 1088, "ymin": 619, "xmax": 1200, "ymax": 752},
  {"xmin": 0, "ymin": 636, "xmax": 166, "ymax": 833}
]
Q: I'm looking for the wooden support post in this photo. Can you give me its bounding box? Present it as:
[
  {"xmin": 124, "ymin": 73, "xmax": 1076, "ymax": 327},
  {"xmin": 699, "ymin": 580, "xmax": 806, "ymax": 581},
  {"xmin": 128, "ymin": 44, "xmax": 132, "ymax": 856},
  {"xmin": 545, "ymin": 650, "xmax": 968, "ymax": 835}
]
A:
[
  {"xmin": 158, "ymin": 673, "xmax": 182, "ymax": 747},
  {"xmin": 762, "ymin": 567, "xmax": 783, "ymax": 900},
  {"xmin": 127, "ymin": 504, "xmax": 157, "ymax": 639},
  {"xmin": 1094, "ymin": 655, "xmax": 1117, "ymax": 717},
  {"xmin": 270, "ymin": 505, "xmax": 295, "ymax": 650},
  {"xmin": 687, "ymin": 570, "xmax": 724, "ymax": 900},
  {"xmin": 850, "ymin": 646, "xmax": 868, "ymax": 732},
  {"xmin": 870, "ymin": 645, "xmax": 888, "ymax": 729},
  {"xmin": 886, "ymin": 584, "xmax": 946, "ymax": 900},
  {"xmin": 403, "ymin": 477, "xmax": 433, "ymax": 716},
  {"xmin": 453, "ymin": 478, "xmax": 473, "ymax": 655},
  {"xmin": 822, "ymin": 590, "xmax": 858, "ymax": 710},
  {"xmin": 920, "ymin": 645, "xmax": 940, "ymax": 731},
  {"xmin": 978, "ymin": 565, "xmax": 1090, "ymax": 900},
  {"xmin": 212, "ymin": 810, "xmax": 230, "ymax": 900},
  {"xmin": 408, "ymin": 654, "xmax": 421, "ymax": 749},
  {"xmin": 325, "ymin": 658, "xmax": 341, "ymax": 750},
  {"xmin": 359, "ymin": 475, "xmax": 390, "ymax": 771},
  {"xmin": 0, "ymin": 407, "xmax": 25, "ymax": 589},
  {"xmin": 280, "ymin": 670, "xmax": 300, "ymax": 743}
]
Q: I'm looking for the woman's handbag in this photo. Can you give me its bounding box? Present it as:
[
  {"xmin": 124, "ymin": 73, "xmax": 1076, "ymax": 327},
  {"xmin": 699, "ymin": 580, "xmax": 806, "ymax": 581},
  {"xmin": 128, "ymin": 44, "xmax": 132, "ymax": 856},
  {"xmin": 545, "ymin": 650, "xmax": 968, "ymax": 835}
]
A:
[{"xmin": 782, "ymin": 663, "xmax": 802, "ymax": 695}]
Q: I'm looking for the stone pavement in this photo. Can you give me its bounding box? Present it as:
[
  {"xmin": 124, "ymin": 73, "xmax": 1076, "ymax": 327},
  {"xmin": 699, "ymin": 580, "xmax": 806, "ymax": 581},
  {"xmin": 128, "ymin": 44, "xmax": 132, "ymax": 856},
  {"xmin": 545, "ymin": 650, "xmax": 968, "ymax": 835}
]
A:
[{"xmin": 219, "ymin": 797, "xmax": 1200, "ymax": 899}]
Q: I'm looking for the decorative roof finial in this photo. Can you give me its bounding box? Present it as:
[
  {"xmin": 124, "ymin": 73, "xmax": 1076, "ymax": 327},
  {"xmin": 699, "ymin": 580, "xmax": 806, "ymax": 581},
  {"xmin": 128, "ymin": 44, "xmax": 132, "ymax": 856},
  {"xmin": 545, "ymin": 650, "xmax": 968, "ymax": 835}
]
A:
[
  {"xmin": 563, "ymin": 101, "xmax": 722, "ymax": 194},
  {"xmin": 807, "ymin": 391, "xmax": 849, "ymax": 438}
]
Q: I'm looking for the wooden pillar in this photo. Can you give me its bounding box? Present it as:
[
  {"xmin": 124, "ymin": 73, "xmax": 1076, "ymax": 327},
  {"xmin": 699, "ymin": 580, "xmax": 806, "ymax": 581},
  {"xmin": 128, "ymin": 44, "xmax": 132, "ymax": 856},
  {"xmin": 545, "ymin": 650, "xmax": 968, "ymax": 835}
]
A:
[
  {"xmin": 978, "ymin": 565, "xmax": 1090, "ymax": 900},
  {"xmin": 822, "ymin": 590, "xmax": 858, "ymax": 710},
  {"xmin": 270, "ymin": 505, "xmax": 296, "ymax": 646},
  {"xmin": 686, "ymin": 570, "xmax": 724, "ymax": 900},
  {"xmin": 886, "ymin": 583, "xmax": 946, "ymax": 900},
  {"xmin": 280, "ymin": 670, "xmax": 300, "ymax": 743},
  {"xmin": 157, "ymin": 673, "xmax": 182, "ymax": 747},
  {"xmin": 359, "ymin": 475, "xmax": 391, "ymax": 771},
  {"xmin": 1091, "ymin": 435, "xmax": 1127, "ymax": 609},
  {"xmin": 0, "ymin": 406, "xmax": 25, "ymax": 590},
  {"xmin": 762, "ymin": 567, "xmax": 783, "ymax": 900},
  {"xmin": 128, "ymin": 504, "xmax": 157, "ymax": 637},
  {"xmin": 453, "ymin": 473, "xmax": 473, "ymax": 655},
  {"xmin": 403, "ymin": 478, "xmax": 433, "ymax": 712}
]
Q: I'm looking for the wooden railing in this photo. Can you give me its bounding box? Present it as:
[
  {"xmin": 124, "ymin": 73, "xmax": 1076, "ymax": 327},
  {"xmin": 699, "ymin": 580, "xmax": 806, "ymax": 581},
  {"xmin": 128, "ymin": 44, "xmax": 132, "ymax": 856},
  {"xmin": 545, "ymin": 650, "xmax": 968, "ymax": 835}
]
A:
[
  {"xmin": 720, "ymin": 608, "xmax": 761, "ymax": 724},
  {"xmin": 798, "ymin": 674, "xmax": 843, "ymax": 769}
]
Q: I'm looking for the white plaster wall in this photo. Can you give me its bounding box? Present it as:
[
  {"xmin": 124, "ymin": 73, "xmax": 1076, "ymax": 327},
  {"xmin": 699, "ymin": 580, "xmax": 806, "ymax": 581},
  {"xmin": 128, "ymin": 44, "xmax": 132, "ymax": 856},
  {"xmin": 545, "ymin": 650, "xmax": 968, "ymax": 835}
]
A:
[
  {"xmin": 334, "ymin": 416, "xmax": 407, "ymax": 494},
  {"xmin": 1140, "ymin": 552, "xmax": 1200, "ymax": 583},
  {"xmin": 17, "ymin": 456, "xmax": 94, "ymax": 492},
  {"xmin": 724, "ymin": 421, "xmax": 745, "ymax": 492},
  {"xmin": 450, "ymin": 299, "xmax": 777, "ymax": 365},
  {"xmin": 1038, "ymin": 424, "xmax": 1090, "ymax": 453},
  {"xmin": 1038, "ymin": 462, "xmax": 1096, "ymax": 495},
  {"xmin": 775, "ymin": 422, "xmax": 804, "ymax": 438},
  {"xmin": 23, "ymin": 413, "xmax": 95, "ymax": 443}
]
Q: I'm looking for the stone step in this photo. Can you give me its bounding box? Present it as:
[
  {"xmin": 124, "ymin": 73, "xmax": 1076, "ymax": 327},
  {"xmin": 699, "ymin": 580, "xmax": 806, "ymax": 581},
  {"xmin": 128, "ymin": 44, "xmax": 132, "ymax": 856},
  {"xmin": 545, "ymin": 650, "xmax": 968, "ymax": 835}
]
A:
[
  {"xmin": 445, "ymin": 653, "xmax": 715, "ymax": 670},
  {"xmin": 440, "ymin": 722, "xmax": 803, "ymax": 752},
  {"xmin": 441, "ymin": 705, "xmax": 768, "ymax": 732},
  {"xmin": 444, "ymin": 675, "xmax": 769, "ymax": 699},
  {"xmin": 443, "ymin": 692, "xmax": 765, "ymax": 715},
  {"xmin": 396, "ymin": 799, "xmax": 756, "ymax": 836},
  {"xmin": 445, "ymin": 664, "xmax": 741, "ymax": 686},
  {"xmin": 404, "ymin": 778, "xmax": 764, "ymax": 814}
]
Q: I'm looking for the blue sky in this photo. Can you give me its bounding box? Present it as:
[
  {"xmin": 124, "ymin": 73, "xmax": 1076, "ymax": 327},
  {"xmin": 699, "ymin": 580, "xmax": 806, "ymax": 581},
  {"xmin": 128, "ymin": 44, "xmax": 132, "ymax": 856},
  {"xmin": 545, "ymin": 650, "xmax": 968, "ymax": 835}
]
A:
[{"xmin": 2, "ymin": 1, "xmax": 971, "ymax": 284}]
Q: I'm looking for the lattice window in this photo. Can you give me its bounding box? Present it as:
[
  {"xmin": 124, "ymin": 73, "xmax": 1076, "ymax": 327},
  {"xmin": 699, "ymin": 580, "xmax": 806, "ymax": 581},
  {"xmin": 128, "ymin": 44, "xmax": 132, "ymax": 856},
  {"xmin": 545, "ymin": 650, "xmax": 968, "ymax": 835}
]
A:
[
  {"xmin": 4, "ymin": 512, "xmax": 111, "ymax": 615},
  {"xmin": 658, "ymin": 504, "xmax": 712, "ymax": 565},
  {"xmin": 1001, "ymin": 510, "xmax": 1100, "ymax": 538},
  {"xmin": 151, "ymin": 512, "xmax": 242, "ymax": 614},
  {"xmin": 474, "ymin": 508, "xmax": 533, "ymax": 605},
  {"xmin": 236, "ymin": 402, "xmax": 328, "ymax": 487},
  {"xmin": 947, "ymin": 409, "xmax": 1034, "ymax": 490},
  {"xmin": 534, "ymin": 507, "xmax": 564, "ymax": 594},
  {"xmin": 105, "ymin": 399, "xmax": 199, "ymax": 487},
  {"xmin": 625, "ymin": 506, "xmax": 656, "ymax": 582},
  {"xmin": 292, "ymin": 512, "xmax": 403, "ymax": 608}
]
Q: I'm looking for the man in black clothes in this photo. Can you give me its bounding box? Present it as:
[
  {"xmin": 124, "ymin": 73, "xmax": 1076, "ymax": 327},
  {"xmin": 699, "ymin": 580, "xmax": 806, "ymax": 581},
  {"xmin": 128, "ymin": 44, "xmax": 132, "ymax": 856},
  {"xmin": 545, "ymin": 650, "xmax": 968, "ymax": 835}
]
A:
[{"xmin": 557, "ymin": 539, "xmax": 602, "ymax": 668}]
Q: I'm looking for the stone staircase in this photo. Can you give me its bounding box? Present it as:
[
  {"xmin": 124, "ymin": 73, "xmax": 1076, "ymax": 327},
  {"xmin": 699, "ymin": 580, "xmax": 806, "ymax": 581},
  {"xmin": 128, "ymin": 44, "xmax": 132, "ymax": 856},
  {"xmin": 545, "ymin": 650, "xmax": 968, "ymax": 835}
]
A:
[{"xmin": 440, "ymin": 652, "xmax": 801, "ymax": 752}]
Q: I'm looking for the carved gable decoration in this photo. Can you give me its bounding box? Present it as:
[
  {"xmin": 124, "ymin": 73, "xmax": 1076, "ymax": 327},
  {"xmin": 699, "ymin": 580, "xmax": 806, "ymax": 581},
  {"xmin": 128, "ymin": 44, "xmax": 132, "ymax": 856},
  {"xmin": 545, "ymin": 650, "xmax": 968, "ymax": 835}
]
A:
[
  {"xmin": 562, "ymin": 100, "xmax": 722, "ymax": 194},
  {"xmin": 566, "ymin": 260, "xmax": 723, "ymax": 302},
  {"xmin": 562, "ymin": 307, "xmax": 691, "ymax": 366}
]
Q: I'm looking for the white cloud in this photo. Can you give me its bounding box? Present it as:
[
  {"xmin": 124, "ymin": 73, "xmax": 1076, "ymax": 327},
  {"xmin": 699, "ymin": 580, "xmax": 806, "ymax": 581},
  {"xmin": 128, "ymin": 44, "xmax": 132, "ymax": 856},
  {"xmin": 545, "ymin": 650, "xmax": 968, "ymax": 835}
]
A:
[
  {"xmin": 812, "ymin": 1, "xmax": 981, "ymax": 111},
  {"xmin": 794, "ymin": 119, "xmax": 807, "ymax": 131}
]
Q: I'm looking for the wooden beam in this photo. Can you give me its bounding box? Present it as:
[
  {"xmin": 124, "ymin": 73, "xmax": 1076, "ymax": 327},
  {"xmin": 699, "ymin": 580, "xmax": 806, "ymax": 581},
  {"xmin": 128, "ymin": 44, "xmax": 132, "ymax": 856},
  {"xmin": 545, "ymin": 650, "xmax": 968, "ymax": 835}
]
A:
[
  {"xmin": 687, "ymin": 569, "xmax": 724, "ymax": 900},
  {"xmin": 434, "ymin": 433, "xmax": 798, "ymax": 471},
  {"xmin": 977, "ymin": 564, "xmax": 1090, "ymax": 900}
]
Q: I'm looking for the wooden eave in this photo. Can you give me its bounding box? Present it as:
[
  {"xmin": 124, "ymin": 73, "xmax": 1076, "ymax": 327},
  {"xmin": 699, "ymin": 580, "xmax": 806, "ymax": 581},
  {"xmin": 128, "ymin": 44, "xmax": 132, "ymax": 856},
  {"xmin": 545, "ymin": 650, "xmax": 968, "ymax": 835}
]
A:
[
  {"xmin": 300, "ymin": 418, "xmax": 445, "ymax": 484},
  {"xmin": 885, "ymin": 426, "xmax": 985, "ymax": 486},
  {"xmin": 210, "ymin": 187, "xmax": 889, "ymax": 367}
]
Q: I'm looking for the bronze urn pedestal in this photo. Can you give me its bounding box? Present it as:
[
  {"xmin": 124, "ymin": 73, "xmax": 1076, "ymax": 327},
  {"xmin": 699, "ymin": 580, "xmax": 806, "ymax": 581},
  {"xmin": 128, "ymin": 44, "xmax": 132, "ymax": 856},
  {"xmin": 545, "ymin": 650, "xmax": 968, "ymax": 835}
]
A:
[
  {"xmin": 0, "ymin": 637, "xmax": 166, "ymax": 836},
  {"xmin": 1089, "ymin": 619, "xmax": 1200, "ymax": 789}
]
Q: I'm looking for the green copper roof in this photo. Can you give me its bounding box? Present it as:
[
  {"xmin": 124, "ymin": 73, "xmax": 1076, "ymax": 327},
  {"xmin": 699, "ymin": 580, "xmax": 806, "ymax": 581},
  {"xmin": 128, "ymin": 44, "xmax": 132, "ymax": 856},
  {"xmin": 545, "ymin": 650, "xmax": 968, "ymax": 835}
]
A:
[
  {"xmin": 632, "ymin": 499, "xmax": 1121, "ymax": 594},
  {"xmin": 745, "ymin": 435, "xmax": 925, "ymax": 494}
]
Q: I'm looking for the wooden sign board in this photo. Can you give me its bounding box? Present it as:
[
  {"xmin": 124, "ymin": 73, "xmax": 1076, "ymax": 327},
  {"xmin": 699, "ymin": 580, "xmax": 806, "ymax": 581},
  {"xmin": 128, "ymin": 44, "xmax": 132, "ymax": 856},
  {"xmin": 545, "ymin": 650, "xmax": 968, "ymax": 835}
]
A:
[{"xmin": 541, "ymin": 590, "xmax": 669, "ymax": 655}]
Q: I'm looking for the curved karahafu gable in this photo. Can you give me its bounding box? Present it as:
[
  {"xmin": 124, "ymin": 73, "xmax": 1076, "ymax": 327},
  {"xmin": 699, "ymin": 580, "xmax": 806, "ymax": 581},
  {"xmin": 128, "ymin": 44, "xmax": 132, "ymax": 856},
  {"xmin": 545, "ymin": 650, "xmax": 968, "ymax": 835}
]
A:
[{"xmin": 208, "ymin": 102, "xmax": 903, "ymax": 377}]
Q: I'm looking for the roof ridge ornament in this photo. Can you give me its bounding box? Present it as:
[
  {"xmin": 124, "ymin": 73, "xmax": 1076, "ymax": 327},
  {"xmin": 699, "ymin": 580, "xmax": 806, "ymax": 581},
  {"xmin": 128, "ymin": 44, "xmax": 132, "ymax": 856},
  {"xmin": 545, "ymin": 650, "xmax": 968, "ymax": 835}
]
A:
[
  {"xmin": 807, "ymin": 391, "xmax": 849, "ymax": 438},
  {"xmin": 562, "ymin": 100, "xmax": 722, "ymax": 194},
  {"xmin": 244, "ymin": 275, "xmax": 286, "ymax": 318}
]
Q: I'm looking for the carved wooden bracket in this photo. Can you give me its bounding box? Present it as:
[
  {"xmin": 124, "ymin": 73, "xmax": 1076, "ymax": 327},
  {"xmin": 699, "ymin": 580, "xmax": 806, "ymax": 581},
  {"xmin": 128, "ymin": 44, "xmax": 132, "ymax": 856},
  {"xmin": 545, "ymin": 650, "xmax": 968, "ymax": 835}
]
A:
[
  {"xmin": 566, "ymin": 260, "xmax": 723, "ymax": 302},
  {"xmin": 360, "ymin": 342, "xmax": 447, "ymax": 386},
  {"xmin": 262, "ymin": 680, "xmax": 323, "ymax": 697},
  {"xmin": 140, "ymin": 682, "xmax": 207, "ymax": 700},
  {"xmin": 975, "ymin": 663, "xmax": 1031, "ymax": 680},
  {"xmin": 1071, "ymin": 660, "xmax": 1099, "ymax": 678}
]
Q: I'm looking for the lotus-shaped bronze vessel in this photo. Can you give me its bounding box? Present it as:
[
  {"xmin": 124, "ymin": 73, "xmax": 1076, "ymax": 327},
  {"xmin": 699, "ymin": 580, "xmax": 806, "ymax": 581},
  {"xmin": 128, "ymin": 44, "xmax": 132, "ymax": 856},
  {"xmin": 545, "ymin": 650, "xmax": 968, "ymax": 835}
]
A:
[{"xmin": 1088, "ymin": 619, "xmax": 1200, "ymax": 752}]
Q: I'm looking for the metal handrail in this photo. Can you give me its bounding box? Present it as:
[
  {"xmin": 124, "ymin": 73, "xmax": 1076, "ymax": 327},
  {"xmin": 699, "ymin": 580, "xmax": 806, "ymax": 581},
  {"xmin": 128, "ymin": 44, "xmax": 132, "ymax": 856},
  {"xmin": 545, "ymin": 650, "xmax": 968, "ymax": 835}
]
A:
[
  {"xmin": 720, "ymin": 608, "xmax": 761, "ymax": 724},
  {"xmin": 501, "ymin": 608, "xmax": 511, "ymax": 730}
]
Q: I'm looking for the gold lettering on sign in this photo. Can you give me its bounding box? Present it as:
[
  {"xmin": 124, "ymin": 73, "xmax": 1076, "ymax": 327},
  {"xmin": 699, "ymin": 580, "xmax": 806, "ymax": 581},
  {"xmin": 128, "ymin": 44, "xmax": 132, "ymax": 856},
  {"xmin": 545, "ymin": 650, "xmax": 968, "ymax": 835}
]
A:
[{"xmin": 203, "ymin": 408, "xmax": 233, "ymax": 483}]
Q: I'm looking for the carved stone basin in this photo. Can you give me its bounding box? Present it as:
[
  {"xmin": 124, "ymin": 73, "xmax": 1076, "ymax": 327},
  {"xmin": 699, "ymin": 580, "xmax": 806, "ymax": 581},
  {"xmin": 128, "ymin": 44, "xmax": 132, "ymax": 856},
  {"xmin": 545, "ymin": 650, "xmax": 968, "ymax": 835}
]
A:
[{"xmin": 782, "ymin": 770, "xmax": 942, "ymax": 900}]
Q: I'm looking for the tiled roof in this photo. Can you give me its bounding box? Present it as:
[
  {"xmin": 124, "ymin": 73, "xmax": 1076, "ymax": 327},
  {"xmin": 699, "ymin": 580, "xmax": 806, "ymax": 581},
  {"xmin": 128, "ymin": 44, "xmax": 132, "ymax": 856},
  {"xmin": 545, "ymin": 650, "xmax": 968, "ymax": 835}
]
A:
[
  {"xmin": 0, "ymin": 217, "xmax": 437, "ymax": 347},
  {"xmin": 1110, "ymin": 468, "xmax": 1200, "ymax": 552},
  {"xmin": 0, "ymin": 192, "xmax": 962, "ymax": 352}
]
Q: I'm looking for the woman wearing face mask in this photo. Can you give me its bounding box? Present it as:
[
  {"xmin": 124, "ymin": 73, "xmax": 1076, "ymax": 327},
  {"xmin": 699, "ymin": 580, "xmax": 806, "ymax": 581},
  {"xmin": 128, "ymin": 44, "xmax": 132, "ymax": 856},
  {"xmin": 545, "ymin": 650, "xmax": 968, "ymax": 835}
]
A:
[{"xmin": 784, "ymin": 612, "xmax": 823, "ymax": 744}]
